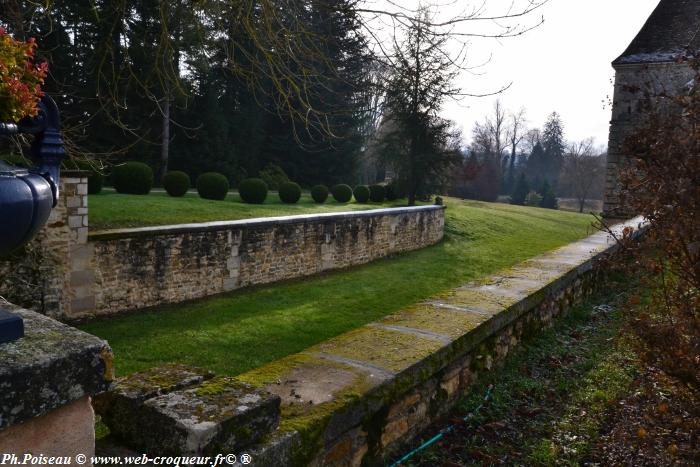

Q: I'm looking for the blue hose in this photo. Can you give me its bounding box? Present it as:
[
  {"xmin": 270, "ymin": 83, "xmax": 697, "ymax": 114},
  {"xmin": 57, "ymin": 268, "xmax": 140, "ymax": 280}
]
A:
[{"xmin": 389, "ymin": 385, "xmax": 494, "ymax": 467}]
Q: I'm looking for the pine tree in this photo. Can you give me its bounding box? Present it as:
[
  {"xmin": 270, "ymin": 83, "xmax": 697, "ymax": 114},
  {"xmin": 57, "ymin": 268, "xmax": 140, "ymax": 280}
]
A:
[
  {"xmin": 541, "ymin": 112, "xmax": 565, "ymax": 186},
  {"xmin": 510, "ymin": 173, "xmax": 529, "ymax": 205},
  {"xmin": 539, "ymin": 180, "xmax": 559, "ymax": 209}
]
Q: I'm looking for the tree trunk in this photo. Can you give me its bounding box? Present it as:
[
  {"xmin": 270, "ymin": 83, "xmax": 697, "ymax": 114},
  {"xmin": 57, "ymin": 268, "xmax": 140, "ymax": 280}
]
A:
[
  {"xmin": 158, "ymin": 94, "xmax": 171, "ymax": 182},
  {"xmin": 579, "ymin": 197, "xmax": 585, "ymax": 213}
]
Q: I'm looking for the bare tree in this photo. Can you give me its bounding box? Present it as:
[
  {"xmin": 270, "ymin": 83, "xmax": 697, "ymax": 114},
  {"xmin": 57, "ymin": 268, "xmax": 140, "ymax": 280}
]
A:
[
  {"xmin": 505, "ymin": 107, "xmax": 527, "ymax": 189},
  {"xmin": 522, "ymin": 128, "xmax": 542, "ymax": 154},
  {"xmin": 560, "ymin": 138, "xmax": 605, "ymax": 212}
]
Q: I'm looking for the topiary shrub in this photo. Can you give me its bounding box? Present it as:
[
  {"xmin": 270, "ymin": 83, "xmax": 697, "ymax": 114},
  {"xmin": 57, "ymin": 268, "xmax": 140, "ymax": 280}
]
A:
[
  {"xmin": 196, "ymin": 172, "xmax": 229, "ymax": 200},
  {"xmin": 331, "ymin": 184, "xmax": 353, "ymax": 203},
  {"xmin": 163, "ymin": 170, "xmax": 191, "ymax": 197},
  {"xmin": 385, "ymin": 183, "xmax": 398, "ymax": 201},
  {"xmin": 311, "ymin": 184, "xmax": 329, "ymax": 203},
  {"xmin": 259, "ymin": 163, "xmax": 289, "ymax": 190},
  {"xmin": 87, "ymin": 172, "xmax": 103, "ymax": 195},
  {"xmin": 369, "ymin": 184, "xmax": 385, "ymax": 203},
  {"xmin": 278, "ymin": 181, "xmax": 302, "ymax": 204},
  {"xmin": 353, "ymin": 185, "xmax": 370, "ymax": 203},
  {"xmin": 112, "ymin": 162, "xmax": 153, "ymax": 195},
  {"xmin": 239, "ymin": 178, "xmax": 268, "ymax": 204}
]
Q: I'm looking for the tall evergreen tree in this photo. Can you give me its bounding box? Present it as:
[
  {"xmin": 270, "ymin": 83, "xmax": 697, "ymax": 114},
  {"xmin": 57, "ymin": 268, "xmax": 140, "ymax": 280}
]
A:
[
  {"xmin": 510, "ymin": 173, "xmax": 529, "ymax": 205},
  {"xmin": 541, "ymin": 111, "xmax": 565, "ymax": 186},
  {"xmin": 378, "ymin": 8, "xmax": 462, "ymax": 205}
]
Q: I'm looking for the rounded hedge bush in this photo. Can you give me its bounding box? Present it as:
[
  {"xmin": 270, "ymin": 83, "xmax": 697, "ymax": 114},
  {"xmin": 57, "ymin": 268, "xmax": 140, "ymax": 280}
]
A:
[
  {"xmin": 163, "ymin": 171, "xmax": 191, "ymax": 197},
  {"xmin": 311, "ymin": 184, "xmax": 329, "ymax": 204},
  {"xmin": 239, "ymin": 178, "xmax": 268, "ymax": 204},
  {"xmin": 331, "ymin": 184, "xmax": 353, "ymax": 203},
  {"xmin": 87, "ymin": 172, "xmax": 103, "ymax": 195},
  {"xmin": 196, "ymin": 172, "xmax": 229, "ymax": 200},
  {"xmin": 112, "ymin": 162, "xmax": 153, "ymax": 195},
  {"xmin": 353, "ymin": 185, "xmax": 370, "ymax": 203},
  {"xmin": 369, "ymin": 184, "xmax": 385, "ymax": 203},
  {"xmin": 278, "ymin": 181, "xmax": 302, "ymax": 204}
]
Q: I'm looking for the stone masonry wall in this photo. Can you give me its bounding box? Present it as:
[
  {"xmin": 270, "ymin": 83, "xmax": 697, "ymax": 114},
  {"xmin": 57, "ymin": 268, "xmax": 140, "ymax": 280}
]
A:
[
  {"xmin": 230, "ymin": 218, "xmax": 645, "ymax": 466},
  {"xmin": 603, "ymin": 61, "xmax": 694, "ymax": 217},
  {"xmin": 94, "ymin": 218, "xmax": 645, "ymax": 466},
  {"xmin": 0, "ymin": 171, "xmax": 88, "ymax": 319},
  {"xmin": 79, "ymin": 207, "xmax": 445, "ymax": 320}
]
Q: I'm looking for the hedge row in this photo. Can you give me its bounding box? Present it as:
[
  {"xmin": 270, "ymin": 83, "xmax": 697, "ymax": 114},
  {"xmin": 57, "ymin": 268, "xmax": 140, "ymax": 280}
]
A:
[{"xmin": 91, "ymin": 162, "xmax": 404, "ymax": 205}]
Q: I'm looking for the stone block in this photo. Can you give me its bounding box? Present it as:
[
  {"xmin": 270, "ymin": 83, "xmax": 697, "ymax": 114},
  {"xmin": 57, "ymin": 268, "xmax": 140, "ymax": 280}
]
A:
[
  {"xmin": 0, "ymin": 396, "xmax": 95, "ymax": 466},
  {"xmin": 68, "ymin": 215, "xmax": 83, "ymax": 229},
  {"xmin": 66, "ymin": 196, "xmax": 81, "ymax": 208},
  {"xmin": 97, "ymin": 369, "xmax": 280, "ymax": 455},
  {"xmin": 70, "ymin": 296, "xmax": 96, "ymax": 315},
  {"xmin": 71, "ymin": 270, "xmax": 95, "ymax": 288}
]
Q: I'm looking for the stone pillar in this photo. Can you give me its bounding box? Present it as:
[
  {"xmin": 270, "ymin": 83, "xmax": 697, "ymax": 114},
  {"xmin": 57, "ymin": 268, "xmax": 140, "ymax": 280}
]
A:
[
  {"xmin": 65, "ymin": 172, "xmax": 97, "ymax": 320},
  {"xmin": 0, "ymin": 302, "xmax": 113, "ymax": 466}
]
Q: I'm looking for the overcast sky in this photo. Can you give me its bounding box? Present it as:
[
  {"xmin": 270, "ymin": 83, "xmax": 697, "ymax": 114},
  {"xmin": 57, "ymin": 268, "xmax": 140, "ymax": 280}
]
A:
[{"xmin": 369, "ymin": 0, "xmax": 661, "ymax": 148}]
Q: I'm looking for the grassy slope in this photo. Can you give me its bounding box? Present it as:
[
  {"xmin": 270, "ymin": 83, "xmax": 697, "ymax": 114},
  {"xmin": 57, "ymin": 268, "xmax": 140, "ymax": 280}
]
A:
[
  {"xmin": 80, "ymin": 198, "xmax": 597, "ymax": 377},
  {"xmin": 88, "ymin": 191, "xmax": 407, "ymax": 230}
]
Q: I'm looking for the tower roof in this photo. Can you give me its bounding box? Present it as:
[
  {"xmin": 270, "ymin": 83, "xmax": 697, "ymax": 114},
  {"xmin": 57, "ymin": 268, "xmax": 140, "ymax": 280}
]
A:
[{"xmin": 613, "ymin": 0, "xmax": 700, "ymax": 65}]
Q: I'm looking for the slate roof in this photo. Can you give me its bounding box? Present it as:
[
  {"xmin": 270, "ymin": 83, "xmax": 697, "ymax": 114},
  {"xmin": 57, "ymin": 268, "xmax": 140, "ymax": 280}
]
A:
[{"xmin": 614, "ymin": 0, "xmax": 700, "ymax": 65}]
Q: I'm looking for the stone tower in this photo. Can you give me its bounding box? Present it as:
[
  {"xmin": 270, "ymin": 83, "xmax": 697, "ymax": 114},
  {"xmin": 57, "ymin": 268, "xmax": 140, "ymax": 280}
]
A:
[{"xmin": 603, "ymin": 0, "xmax": 700, "ymax": 218}]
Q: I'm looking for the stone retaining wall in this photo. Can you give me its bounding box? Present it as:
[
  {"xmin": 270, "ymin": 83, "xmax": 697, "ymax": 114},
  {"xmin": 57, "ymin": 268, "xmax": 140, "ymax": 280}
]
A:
[
  {"xmin": 95, "ymin": 217, "xmax": 645, "ymax": 466},
  {"xmin": 0, "ymin": 172, "xmax": 444, "ymax": 321},
  {"xmin": 232, "ymin": 217, "xmax": 644, "ymax": 466},
  {"xmin": 82, "ymin": 206, "xmax": 444, "ymax": 319}
]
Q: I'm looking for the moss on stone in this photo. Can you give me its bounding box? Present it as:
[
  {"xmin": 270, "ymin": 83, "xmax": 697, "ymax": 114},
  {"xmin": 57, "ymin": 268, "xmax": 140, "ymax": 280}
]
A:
[
  {"xmin": 235, "ymin": 354, "xmax": 322, "ymax": 388},
  {"xmin": 312, "ymin": 326, "xmax": 443, "ymax": 373},
  {"xmin": 195, "ymin": 376, "xmax": 231, "ymax": 396},
  {"xmin": 277, "ymin": 375, "xmax": 372, "ymax": 467},
  {"xmin": 119, "ymin": 363, "xmax": 210, "ymax": 394},
  {"xmin": 379, "ymin": 303, "xmax": 484, "ymax": 339},
  {"xmin": 438, "ymin": 288, "xmax": 513, "ymax": 315}
]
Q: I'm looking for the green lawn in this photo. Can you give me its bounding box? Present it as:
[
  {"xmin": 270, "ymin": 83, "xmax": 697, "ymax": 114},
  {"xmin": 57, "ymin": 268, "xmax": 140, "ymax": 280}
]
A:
[
  {"xmin": 89, "ymin": 191, "xmax": 406, "ymax": 231},
  {"xmin": 80, "ymin": 198, "xmax": 597, "ymax": 377}
]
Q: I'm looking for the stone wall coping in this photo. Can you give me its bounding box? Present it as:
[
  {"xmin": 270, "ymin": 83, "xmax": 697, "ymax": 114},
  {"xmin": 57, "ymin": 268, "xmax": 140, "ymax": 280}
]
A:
[
  {"xmin": 0, "ymin": 303, "xmax": 114, "ymax": 430},
  {"xmin": 234, "ymin": 216, "xmax": 646, "ymax": 463},
  {"xmin": 88, "ymin": 205, "xmax": 445, "ymax": 241}
]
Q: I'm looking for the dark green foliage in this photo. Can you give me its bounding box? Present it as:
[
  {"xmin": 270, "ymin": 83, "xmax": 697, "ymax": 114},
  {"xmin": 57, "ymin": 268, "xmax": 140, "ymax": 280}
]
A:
[
  {"xmin": 310, "ymin": 185, "xmax": 329, "ymax": 203},
  {"xmin": 353, "ymin": 185, "xmax": 370, "ymax": 203},
  {"xmin": 87, "ymin": 172, "xmax": 103, "ymax": 195},
  {"xmin": 112, "ymin": 162, "xmax": 153, "ymax": 195},
  {"xmin": 278, "ymin": 181, "xmax": 301, "ymax": 204},
  {"xmin": 239, "ymin": 178, "xmax": 268, "ymax": 204},
  {"xmin": 385, "ymin": 180, "xmax": 406, "ymax": 201},
  {"xmin": 163, "ymin": 171, "xmax": 191, "ymax": 197},
  {"xmin": 369, "ymin": 184, "xmax": 385, "ymax": 203},
  {"xmin": 510, "ymin": 173, "xmax": 529, "ymax": 206},
  {"xmin": 196, "ymin": 172, "xmax": 229, "ymax": 200},
  {"xmin": 259, "ymin": 164, "xmax": 290, "ymax": 190},
  {"xmin": 331, "ymin": 184, "xmax": 353, "ymax": 203},
  {"xmin": 377, "ymin": 14, "xmax": 462, "ymax": 205},
  {"xmin": 538, "ymin": 181, "xmax": 559, "ymax": 209}
]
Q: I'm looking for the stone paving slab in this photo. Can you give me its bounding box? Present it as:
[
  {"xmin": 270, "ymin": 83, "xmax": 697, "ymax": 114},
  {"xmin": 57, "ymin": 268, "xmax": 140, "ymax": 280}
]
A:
[{"xmin": 378, "ymin": 303, "xmax": 486, "ymax": 340}]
